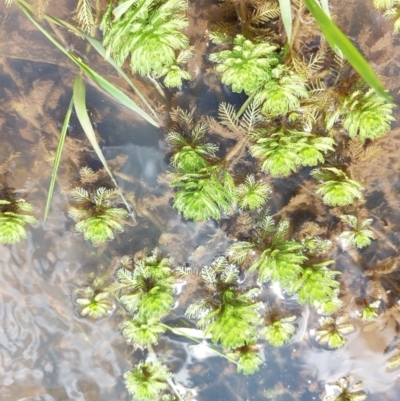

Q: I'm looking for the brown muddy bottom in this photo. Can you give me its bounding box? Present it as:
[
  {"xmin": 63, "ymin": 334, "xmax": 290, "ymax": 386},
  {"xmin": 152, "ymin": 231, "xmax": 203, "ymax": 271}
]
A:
[{"xmin": 1, "ymin": 0, "xmax": 400, "ymax": 400}]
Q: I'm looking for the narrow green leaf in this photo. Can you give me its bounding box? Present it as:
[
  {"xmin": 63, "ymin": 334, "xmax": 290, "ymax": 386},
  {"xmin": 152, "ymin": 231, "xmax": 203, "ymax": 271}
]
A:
[
  {"xmin": 112, "ymin": 0, "xmax": 136, "ymax": 20},
  {"xmin": 319, "ymin": 0, "xmax": 331, "ymax": 18},
  {"xmin": 44, "ymin": 96, "xmax": 74, "ymax": 221},
  {"xmin": 278, "ymin": 0, "xmax": 292, "ymax": 41},
  {"xmin": 83, "ymin": 34, "xmax": 159, "ymax": 120},
  {"xmin": 73, "ymin": 74, "xmax": 113, "ymax": 181},
  {"xmin": 302, "ymin": 0, "xmax": 392, "ymax": 102},
  {"xmin": 17, "ymin": 1, "xmax": 159, "ymax": 127}
]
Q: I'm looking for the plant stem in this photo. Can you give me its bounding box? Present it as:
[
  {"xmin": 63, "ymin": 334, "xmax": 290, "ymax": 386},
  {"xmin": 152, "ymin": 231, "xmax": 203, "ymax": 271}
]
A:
[
  {"xmin": 161, "ymin": 323, "xmax": 240, "ymax": 366},
  {"xmin": 236, "ymin": 92, "xmax": 256, "ymax": 118}
]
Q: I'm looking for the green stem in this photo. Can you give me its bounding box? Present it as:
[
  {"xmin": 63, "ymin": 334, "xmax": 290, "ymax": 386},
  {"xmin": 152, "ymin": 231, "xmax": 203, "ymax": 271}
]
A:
[
  {"xmin": 160, "ymin": 323, "xmax": 240, "ymax": 366},
  {"xmin": 236, "ymin": 92, "xmax": 256, "ymax": 118}
]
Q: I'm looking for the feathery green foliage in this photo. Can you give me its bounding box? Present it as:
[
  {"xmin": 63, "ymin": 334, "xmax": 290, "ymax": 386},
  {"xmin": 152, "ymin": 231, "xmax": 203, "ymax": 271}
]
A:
[
  {"xmin": 289, "ymin": 261, "xmax": 340, "ymax": 307},
  {"xmin": 121, "ymin": 316, "xmax": 167, "ymax": 347},
  {"xmin": 170, "ymin": 166, "xmax": 235, "ymax": 221},
  {"xmin": 373, "ymin": 0, "xmax": 400, "ymax": 34},
  {"xmin": 339, "ymin": 215, "xmax": 374, "ymax": 249},
  {"xmin": 110, "ymin": 250, "xmax": 175, "ymax": 320},
  {"xmin": 69, "ymin": 187, "xmax": 128, "ymax": 243},
  {"xmin": 102, "ymin": 0, "xmax": 191, "ymax": 87},
  {"xmin": 229, "ymin": 215, "xmax": 306, "ymax": 288},
  {"xmin": 168, "ymin": 109, "xmax": 236, "ymax": 221},
  {"xmin": 167, "ymin": 123, "xmax": 217, "ymax": 173},
  {"xmin": 0, "ymin": 199, "xmax": 37, "ymax": 244},
  {"xmin": 323, "ymin": 376, "xmax": 367, "ymax": 401},
  {"xmin": 360, "ymin": 300, "xmax": 380, "ymax": 322},
  {"xmin": 186, "ymin": 257, "xmax": 260, "ymax": 349},
  {"xmin": 124, "ymin": 360, "xmax": 171, "ymax": 401},
  {"xmin": 316, "ymin": 315, "xmax": 354, "ymax": 349},
  {"xmin": 74, "ymin": 0, "xmax": 94, "ymax": 35},
  {"xmin": 75, "ymin": 284, "xmax": 114, "ymax": 318},
  {"xmin": 261, "ymin": 315, "xmax": 296, "ymax": 346},
  {"xmin": 249, "ymin": 128, "xmax": 335, "ymax": 177},
  {"xmin": 228, "ymin": 345, "xmax": 264, "ymax": 375},
  {"xmin": 337, "ymin": 89, "xmax": 395, "ymax": 141},
  {"xmin": 254, "ymin": 66, "xmax": 308, "ymax": 117},
  {"xmin": 235, "ymin": 175, "xmax": 271, "ymax": 210},
  {"xmin": 311, "ymin": 167, "xmax": 363, "ymax": 206},
  {"xmin": 209, "ymin": 34, "xmax": 279, "ymax": 94}
]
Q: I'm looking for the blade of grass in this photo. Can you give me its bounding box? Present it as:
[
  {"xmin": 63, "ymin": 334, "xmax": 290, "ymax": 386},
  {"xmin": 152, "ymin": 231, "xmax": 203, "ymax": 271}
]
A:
[
  {"xmin": 16, "ymin": 0, "xmax": 160, "ymax": 126},
  {"xmin": 318, "ymin": 0, "xmax": 331, "ymax": 18},
  {"xmin": 112, "ymin": 0, "xmax": 136, "ymax": 19},
  {"xmin": 73, "ymin": 74, "xmax": 134, "ymax": 217},
  {"xmin": 83, "ymin": 34, "xmax": 159, "ymax": 120},
  {"xmin": 44, "ymin": 96, "xmax": 74, "ymax": 221},
  {"xmin": 278, "ymin": 0, "xmax": 292, "ymax": 42},
  {"xmin": 302, "ymin": 0, "xmax": 392, "ymax": 102}
]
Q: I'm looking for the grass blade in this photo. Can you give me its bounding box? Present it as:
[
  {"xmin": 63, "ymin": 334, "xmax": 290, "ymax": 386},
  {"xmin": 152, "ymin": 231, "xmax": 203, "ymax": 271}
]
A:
[
  {"xmin": 44, "ymin": 96, "xmax": 74, "ymax": 221},
  {"xmin": 16, "ymin": 0, "xmax": 159, "ymax": 126},
  {"xmin": 83, "ymin": 34, "xmax": 159, "ymax": 120},
  {"xmin": 73, "ymin": 74, "xmax": 134, "ymax": 217},
  {"xmin": 113, "ymin": 0, "xmax": 136, "ymax": 20},
  {"xmin": 318, "ymin": 0, "xmax": 331, "ymax": 18},
  {"xmin": 302, "ymin": 0, "xmax": 391, "ymax": 102},
  {"xmin": 278, "ymin": 0, "xmax": 292, "ymax": 41},
  {"xmin": 73, "ymin": 74, "xmax": 113, "ymax": 181}
]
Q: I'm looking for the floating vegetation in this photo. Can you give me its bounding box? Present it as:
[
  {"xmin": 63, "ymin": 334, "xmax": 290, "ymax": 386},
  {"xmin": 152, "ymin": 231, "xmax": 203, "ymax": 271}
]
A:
[
  {"xmin": 75, "ymin": 277, "xmax": 114, "ymax": 318},
  {"xmin": 68, "ymin": 186, "xmax": 129, "ymax": 243},
  {"xmin": 323, "ymin": 375, "xmax": 367, "ymax": 401},
  {"xmin": 339, "ymin": 215, "xmax": 375, "ymax": 249},
  {"xmin": 316, "ymin": 315, "xmax": 355, "ymax": 349},
  {"xmin": 124, "ymin": 359, "xmax": 172, "ymax": 401},
  {"xmin": 101, "ymin": 0, "xmax": 192, "ymax": 88},
  {"xmin": 0, "ymin": 198, "xmax": 37, "ymax": 244},
  {"xmin": 2, "ymin": 0, "xmax": 400, "ymax": 399}
]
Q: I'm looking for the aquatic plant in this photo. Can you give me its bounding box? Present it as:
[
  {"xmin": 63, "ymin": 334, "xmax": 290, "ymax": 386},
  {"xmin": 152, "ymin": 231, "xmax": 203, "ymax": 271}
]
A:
[
  {"xmin": 254, "ymin": 66, "xmax": 308, "ymax": 117},
  {"xmin": 311, "ymin": 167, "xmax": 363, "ymax": 207},
  {"xmin": 110, "ymin": 250, "xmax": 175, "ymax": 320},
  {"xmin": 0, "ymin": 199, "xmax": 37, "ymax": 244},
  {"xmin": 228, "ymin": 215, "xmax": 306, "ymax": 288},
  {"xmin": 101, "ymin": 0, "xmax": 191, "ymax": 88},
  {"xmin": 209, "ymin": 34, "xmax": 279, "ymax": 94},
  {"xmin": 289, "ymin": 261, "xmax": 340, "ymax": 307},
  {"xmin": 261, "ymin": 315, "xmax": 296, "ymax": 347},
  {"xmin": 339, "ymin": 215, "xmax": 374, "ymax": 249},
  {"xmin": 359, "ymin": 300, "xmax": 380, "ymax": 322},
  {"xmin": 75, "ymin": 285, "xmax": 114, "ymax": 318},
  {"xmin": 235, "ymin": 175, "xmax": 271, "ymax": 210},
  {"xmin": 327, "ymin": 89, "xmax": 395, "ymax": 141},
  {"xmin": 387, "ymin": 351, "xmax": 400, "ymax": 369},
  {"xmin": 124, "ymin": 359, "xmax": 171, "ymax": 401},
  {"xmin": 170, "ymin": 165, "xmax": 236, "ymax": 221},
  {"xmin": 323, "ymin": 375, "xmax": 367, "ymax": 401},
  {"xmin": 249, "ymin": 128, "xmax": 335, "ymax": 177},
  {"xmin": 68, "ymin": 187, "xmax": 129, "ymax": 243},
  {"xmin": 168, "ymin": 108, "xmax": 237, "ymax": 221},
  {"xmin": 316, "ymin": 315, "xmax": 354, "ymax": 349},
  {"xmin": 185, "ymin": 257, "xmax": 261, "ymax": 349},
  {"xmin": 121, "ymin": 316, "xmax": 167, "ymax": 347},
  {"xmin": 228, "ymin": 345, "xmax": 264, "ymax": 375},
  {"xmin": 373, "ymin": 0, "xmax": 400, "ymax": 33},
  {"xmin": 167, "ymin": 122, "xmax": 218, "ymax": 173}
]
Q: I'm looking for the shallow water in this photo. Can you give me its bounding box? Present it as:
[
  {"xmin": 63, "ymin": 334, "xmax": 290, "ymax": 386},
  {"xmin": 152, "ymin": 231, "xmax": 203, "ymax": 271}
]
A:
[{"xmin": 2, "ymin": 0, "xmax": 400, "ymax": 400}]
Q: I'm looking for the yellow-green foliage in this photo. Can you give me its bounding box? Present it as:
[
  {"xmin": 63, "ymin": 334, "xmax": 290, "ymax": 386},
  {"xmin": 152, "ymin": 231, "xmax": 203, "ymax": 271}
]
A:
[{"xmin": 102, "ymin": 0, "xmax": 191, "ymax": 87}]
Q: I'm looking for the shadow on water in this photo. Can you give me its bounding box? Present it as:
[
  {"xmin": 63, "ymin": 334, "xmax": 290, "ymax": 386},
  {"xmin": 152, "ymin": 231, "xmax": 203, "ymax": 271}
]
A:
[{"xmin": 3, "ymin": 0, "xmax": 400, "ymax": 400}]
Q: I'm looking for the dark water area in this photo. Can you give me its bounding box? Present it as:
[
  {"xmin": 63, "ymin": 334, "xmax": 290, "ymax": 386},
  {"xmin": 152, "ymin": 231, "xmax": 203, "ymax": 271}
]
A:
[{"xmin": 2, "ymin": 0, "xmax": 400, "ymax": 400}]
